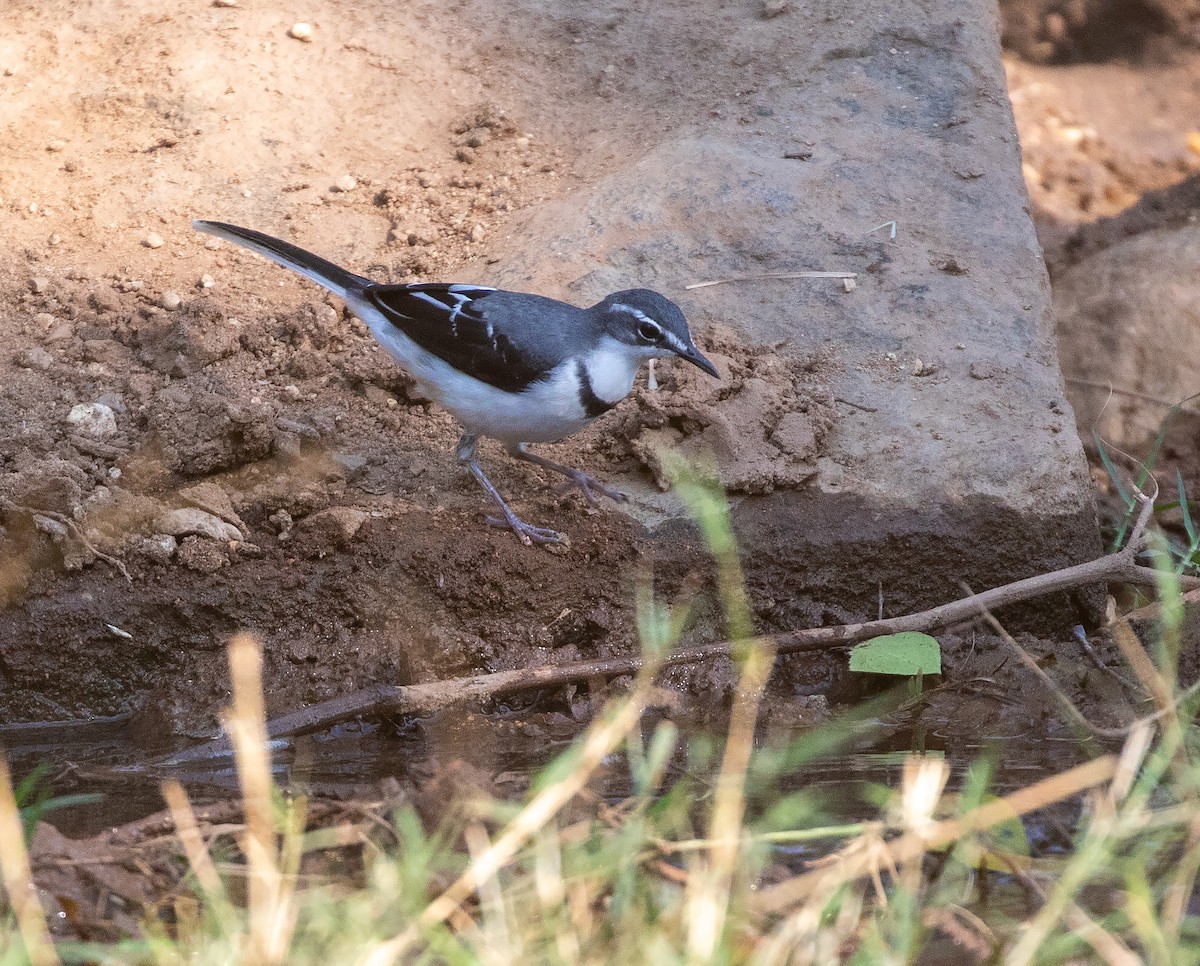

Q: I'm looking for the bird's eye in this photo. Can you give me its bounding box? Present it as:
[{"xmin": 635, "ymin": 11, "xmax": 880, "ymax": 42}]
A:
[{"xmin": 637, "ymin": 321, "xmax": 662, "ymax": 342}]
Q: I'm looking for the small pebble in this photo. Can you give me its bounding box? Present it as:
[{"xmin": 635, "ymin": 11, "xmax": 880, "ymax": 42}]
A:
[
  {"xmin": 332, "ymin": 452, "xmax": 368, "ymax": 479},
  {"xmin": 199, "ymin": 273, "xmax": 215, "ymax": 289},
  {"xmin": 30, "ymin": 276, "xmax": 50, "ymax": 295},
  {"xmin": 158, "ymin": 508, "xmax": 243, "ymax": 542},
  {"xmin": 144, "ymin": 232, "xmax": 164, "ymax": 249},
  {"xmin": 67, "ymin": 402, "xmax": 118, "ymax": 438},
  {"xmin": 762, "ymin": 0, "xmax": 789, "ymax": 16},
  {"xmin": 842, "ymin": 277, "xmax": 856, "ymax": 293},
  {"xmin": 204, "ymin": 237, "xmax": 221, "ymax": 250},
  {"xmin": 213, "ymin": 0, "xmax": 237, "ymax": 6},
  {"xmin": 19, "ymin": 347, "xmax": 54, "ymax": 371},
  {"xmin": 912, "ymin": 358, "xmax": 924, "ymax": 376},
  {"xmin": 160, "ymin": 291, "xmax": 183, "ymax": 311},
  {"xmin": 333, "ymin": 174, "xmax": 357, "ymax": 192},
  {"xmin": 141, "ymin": 533, "xmax": 178, "ymax": 563},
  {"xmin": 289, "ymin": 21, "xmax": 313, "ymax": 41},
  {"xmin": 48, "ymin": 233, "xmax": 62, "ymax": 246},
  {"xmin": 46, "ymin": 139, "xmax": 66, "ymax": 153},
  {"xmin": 44, "ymin": 319, "xmax": 74, "ymax": 342},
  {"xmin": 470, "ymin": 224, "xmax": 486, "ymax": 242}
]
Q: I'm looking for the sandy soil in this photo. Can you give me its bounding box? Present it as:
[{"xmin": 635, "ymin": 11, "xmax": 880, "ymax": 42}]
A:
[{"xmin": 0, "ymin": 0, "xmax": 614, "ymax": 728}]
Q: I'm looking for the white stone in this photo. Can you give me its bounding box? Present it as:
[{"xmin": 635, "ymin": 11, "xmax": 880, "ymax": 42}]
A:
[
  {"xmin": 157, "ymin": 508, "xmax": 243, "ymax": 542},
  {"xmin": 66, "ymin": 402, "xmax": 118, "ymax": 438}
]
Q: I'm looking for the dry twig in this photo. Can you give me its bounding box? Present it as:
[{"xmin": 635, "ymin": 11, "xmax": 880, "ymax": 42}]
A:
[{"xmin": 685, "ymin": 271, "xmax": 855, "ymax": 290}]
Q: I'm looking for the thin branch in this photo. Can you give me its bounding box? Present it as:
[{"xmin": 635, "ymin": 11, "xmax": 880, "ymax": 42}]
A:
[{"xmin": 18, "ymin": 506, "xmax": 132, "ymax": 583}]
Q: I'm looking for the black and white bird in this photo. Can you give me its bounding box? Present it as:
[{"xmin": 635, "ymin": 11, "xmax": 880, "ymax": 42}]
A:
[{"xmin": 192, "ymin": 220, "xmax": 719, "ymax": 545}]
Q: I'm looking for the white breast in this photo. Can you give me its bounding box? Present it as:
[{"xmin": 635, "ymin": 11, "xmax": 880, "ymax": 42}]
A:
[{"xmin": 580, "ymin": 336, "xmax": 644, "ymax": 404}]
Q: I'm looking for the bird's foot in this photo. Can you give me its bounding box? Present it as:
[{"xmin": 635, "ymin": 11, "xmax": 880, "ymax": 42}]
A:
[
  {"xmin": 553, "ymin": 469, "xmax": 629, "ymax": 507},
  {"xmin": 485, "ymin": 513, "xmax": 566, "ymax": 546}
]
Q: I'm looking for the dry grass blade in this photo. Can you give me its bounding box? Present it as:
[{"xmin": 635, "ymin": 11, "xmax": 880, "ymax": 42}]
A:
[
  {"xmin": 686, "ymin": 637, "xmax": 776, "ymax": 962},
  {"xmin": 1111, "ymin": 620, "xmax": 1175, "ymax": 713},
  {"xmin": 969, "ymin": 600, "xmax": 1133, "ymax": 740},
  {"xmin": 1162, "ymin": 810, "xmax": 1200, "ymax": 944},
  {"xmin": 1009, "ymin": 864, "xmax": 1141, "ymax": 966},
  {"xmin": 753, "ymin": 754, "xmax": 1118, "ymax": 916},
  {"xmin": 161, "ymin": 778, "xmax": 225, "ymax": 904},
  {"xmin": 463, "ymin": 821, "xmax": 516, "ymax": 964},
  {"xmin": 225, "ymin": 632, "xmax": 294, "ymax": 964},
  {"xmin": 685, "ymin": 271, "xmax": 856, "ymax": 290},
  {"xmin": 0, "ymin": 752, "xmax": 59, "ymax": 966},
  {"xmin": 364, "ymin": 652, "xmax": 666, "ymax": 965}
]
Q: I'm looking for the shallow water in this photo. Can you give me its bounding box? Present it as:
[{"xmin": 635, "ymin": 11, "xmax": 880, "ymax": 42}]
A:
[{"xmin": 5, "ymin": 705, "xmax": 1087, "ymax": 857}]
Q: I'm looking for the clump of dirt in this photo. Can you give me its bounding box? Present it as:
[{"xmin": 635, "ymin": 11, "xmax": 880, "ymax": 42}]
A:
[{"xmin": 609, "ymin": 329, "xmax": 837, "ymax": 495}]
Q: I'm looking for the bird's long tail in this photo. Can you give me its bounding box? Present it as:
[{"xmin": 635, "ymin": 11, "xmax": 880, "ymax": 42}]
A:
[{"xmin": 192, "ymin": 220, "xmax": 371, "ymax": 300}]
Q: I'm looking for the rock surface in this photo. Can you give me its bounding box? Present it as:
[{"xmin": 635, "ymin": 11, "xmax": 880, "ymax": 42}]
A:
[
  {"xmin": 1056, "ymin": 224, "xmax": 1200, "ymax": 448},
  {"xmin": 477, "ymin": 0, "xmax": 1100, "ymax": 615}
]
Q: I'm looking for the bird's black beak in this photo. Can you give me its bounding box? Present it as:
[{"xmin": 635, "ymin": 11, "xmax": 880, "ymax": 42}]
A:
[{"xmin": 676, "ymin": 344, "xmax": 720, "ymax": 378}]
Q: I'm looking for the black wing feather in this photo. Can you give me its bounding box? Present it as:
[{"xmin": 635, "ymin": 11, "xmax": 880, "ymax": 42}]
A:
[{"xmin": 365, "ymin": 284, "xmax": 548, "ymax": 393}]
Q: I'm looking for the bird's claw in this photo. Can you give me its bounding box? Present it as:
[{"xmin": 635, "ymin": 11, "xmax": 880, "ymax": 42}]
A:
[
  {"xmin": 554, "ymin": 472, "xmax": 629, "ymax": 507},
  {"xmin": 485, "ymin": 514, "xmax": 566, "ymax": 546}
]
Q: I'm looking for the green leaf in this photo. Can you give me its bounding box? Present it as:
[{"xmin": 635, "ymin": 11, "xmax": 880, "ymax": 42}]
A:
[{"xmin": 849, "ymin": 632, "xmax": 942, "ymax": 676}]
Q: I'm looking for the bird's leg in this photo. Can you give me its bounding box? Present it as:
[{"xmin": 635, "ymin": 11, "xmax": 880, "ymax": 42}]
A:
[
  {"xmin": 456, "ymin": 433, "xmax": 564, "ymax": 546},
  {"xmin": 507, "ymin": 442, "xmax": 629, "ymax": 507}
]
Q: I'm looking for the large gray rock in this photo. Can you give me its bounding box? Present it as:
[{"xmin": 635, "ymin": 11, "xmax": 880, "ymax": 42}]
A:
[{"xmin": 465, "ymin": 1, "xmax": 1099, "ymax": 620}]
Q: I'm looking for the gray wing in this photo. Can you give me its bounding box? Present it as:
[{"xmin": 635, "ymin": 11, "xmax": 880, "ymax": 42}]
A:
[{"xmin": 364, "ymin": 284, "xmax": 574, "ymax": 392}]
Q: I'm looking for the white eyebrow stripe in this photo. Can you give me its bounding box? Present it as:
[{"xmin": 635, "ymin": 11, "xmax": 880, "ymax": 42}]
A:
[
  {"xmin": 609, "ymin": 303, "xmax": 667, "ymax": 338},
  {"xmin": 610, "ymin": 303, "xmax": 660, "ymax": 329}
]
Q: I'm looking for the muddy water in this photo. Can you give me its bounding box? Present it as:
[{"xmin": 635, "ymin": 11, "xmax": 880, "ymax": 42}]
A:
[{"xmin": 6, "ymin": 705, "xmax": 1087, "ymax": 855}]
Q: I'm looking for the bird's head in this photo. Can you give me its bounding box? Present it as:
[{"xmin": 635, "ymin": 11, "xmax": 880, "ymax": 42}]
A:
[{"xmin": 593, "ymin": 289, "xmax": 719, "ymax": 378}]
